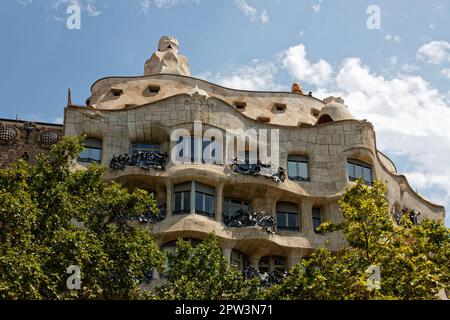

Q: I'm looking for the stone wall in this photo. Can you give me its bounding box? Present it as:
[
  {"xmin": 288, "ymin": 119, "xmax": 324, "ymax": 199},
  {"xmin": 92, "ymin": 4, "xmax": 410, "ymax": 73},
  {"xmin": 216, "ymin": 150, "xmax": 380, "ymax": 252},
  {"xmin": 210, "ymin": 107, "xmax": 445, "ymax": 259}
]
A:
[{"xmin": 0, "ymin": 119, "xmax": 63, "ymax": 168}]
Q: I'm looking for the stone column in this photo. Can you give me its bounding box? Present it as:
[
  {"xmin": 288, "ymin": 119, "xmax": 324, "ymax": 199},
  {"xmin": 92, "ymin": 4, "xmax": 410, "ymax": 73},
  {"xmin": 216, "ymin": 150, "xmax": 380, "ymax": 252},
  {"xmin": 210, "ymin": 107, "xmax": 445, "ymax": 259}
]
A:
[
  {"xmin": 301, "ymin": 199, "xmax": 314, "ymax": 235},
  {"xmin": 249, "ymin": 255, "xmax": 261, "ymax": 271},
  {"xmin": 190, "ymin": 181, "xmax": 196, "ymax": 215},
  {"xmin": 223, "ymin": 247, "xmax": 232, "ymax": 268},
  {"xmin": 215, "ymin": 182, "xmax": 224, "ymax": 222},
  {"xmin": 287, "ymin": 254, "xmax": 302, "ymax": 270},
  {"xmin": 165, "ymin": 180, "xmax": 173, "ymax": 218}
]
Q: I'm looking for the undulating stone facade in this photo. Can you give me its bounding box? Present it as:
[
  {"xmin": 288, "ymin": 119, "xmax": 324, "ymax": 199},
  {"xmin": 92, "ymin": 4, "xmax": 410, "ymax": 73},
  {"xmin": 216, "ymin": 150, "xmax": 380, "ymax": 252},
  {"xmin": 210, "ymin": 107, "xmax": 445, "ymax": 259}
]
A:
[{"xmin": 43, "ymin": 36, "xmax": 450, "ymax": 277}]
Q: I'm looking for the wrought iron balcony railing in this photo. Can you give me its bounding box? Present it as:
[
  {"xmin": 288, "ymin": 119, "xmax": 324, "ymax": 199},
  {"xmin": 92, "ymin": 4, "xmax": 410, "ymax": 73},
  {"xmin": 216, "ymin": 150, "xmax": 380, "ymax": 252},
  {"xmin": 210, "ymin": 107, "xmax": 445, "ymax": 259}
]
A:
[
  {"xmin": 223, "ymin": 208, "xmax": 277, "ymax": 234},
  {"xmin": 231, "ymin": 158, "xmax": 286, "ymax": 182},
  {"xmin": 110, "ymin": 151, "xmax": 168, "ymax": 170}
]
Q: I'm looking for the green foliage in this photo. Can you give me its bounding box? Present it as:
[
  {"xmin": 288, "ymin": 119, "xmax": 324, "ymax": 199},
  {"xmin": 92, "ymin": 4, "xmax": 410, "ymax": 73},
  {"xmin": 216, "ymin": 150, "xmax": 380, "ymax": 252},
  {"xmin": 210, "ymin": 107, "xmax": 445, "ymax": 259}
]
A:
[
  {"xmin": 154, "ymin": 234, "xmax": 261, "ymax": 300},
  {"xmin": 0, "ymin": 136, "xmax": 164, "ymax": 299},
  {"xmin": 271, "ymin": 179, "xmax": 450, "ymax": 300}
]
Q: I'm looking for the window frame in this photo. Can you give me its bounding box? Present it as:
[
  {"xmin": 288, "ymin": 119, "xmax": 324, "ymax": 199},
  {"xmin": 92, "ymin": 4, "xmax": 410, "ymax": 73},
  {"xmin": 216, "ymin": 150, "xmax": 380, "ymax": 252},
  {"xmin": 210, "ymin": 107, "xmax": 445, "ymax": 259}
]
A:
[
  {"xmin": 173, "ymin": 181, "xmax": 215, "ymax": 218},
  {"xmin": 312, "ymin": 207, "xmax": 322, "ymax": 233},
  {"xmin": 131, "ymin": 142, "xmax": 161, "ymax": 155},
  {"xmin": 276, "ymin": 202, "xmax": 300, "ymax": 232},
  {"xmin": 287, "ymin": 155, "xmax": 310, "ymax": 182},
  {"xmin": 223, "ymin": 198, "xmax": 250, "ymax": 222},
  {"xmin": 347, "ymin": 159, "xmax": 373, "ymax": 185},
  {"xmin": 78, "ymin": 138, "xmax": 102, "ymax": 164}
]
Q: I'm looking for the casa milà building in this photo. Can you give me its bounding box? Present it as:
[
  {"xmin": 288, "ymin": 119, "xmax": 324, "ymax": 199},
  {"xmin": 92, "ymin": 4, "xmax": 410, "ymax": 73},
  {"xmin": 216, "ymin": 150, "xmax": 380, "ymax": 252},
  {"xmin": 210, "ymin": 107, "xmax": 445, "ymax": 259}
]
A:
[{"xmin": 63, "ymin": 36, "xmax": 445, "ymax": 276}]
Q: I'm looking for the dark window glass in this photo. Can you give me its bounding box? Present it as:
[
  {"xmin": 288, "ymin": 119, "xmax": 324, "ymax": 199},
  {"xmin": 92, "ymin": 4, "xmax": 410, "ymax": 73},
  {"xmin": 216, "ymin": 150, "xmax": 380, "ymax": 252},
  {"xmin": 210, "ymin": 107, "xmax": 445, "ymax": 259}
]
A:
[
  {"xmin": 347, "ymin": 160, "xmax": 373, "ymax": 184},
  {"xmin": 132, "ymin": 143, "xmax": 160, "ymax": 155},
  {"xmin": 173, "ymin": 191, "xmax": 191, "ymax": 214},
  {"xmin": 312, "ymin": 207, "xmax": 322, "ymax": 232},
  {"xmin": 259, "ymin": 257, "xmax": 270, "ymax": 273},
  {"xmin": 276, "ymin": 202, "xmax": 299, "ymax": 231},
  {"xmin": 287, "ymin": 156, "xmax": 309, "ymax": 181},
  {"xmin": 223, "ymin": 199, "xmax": 250, "ymax": 223},
  {"xmin": 176, "ymin": 137, "xmax": 216, "ymax": 164},
  {"xmin": 78, "ymin": 138, "xmax": 102, "ymax": 164}
]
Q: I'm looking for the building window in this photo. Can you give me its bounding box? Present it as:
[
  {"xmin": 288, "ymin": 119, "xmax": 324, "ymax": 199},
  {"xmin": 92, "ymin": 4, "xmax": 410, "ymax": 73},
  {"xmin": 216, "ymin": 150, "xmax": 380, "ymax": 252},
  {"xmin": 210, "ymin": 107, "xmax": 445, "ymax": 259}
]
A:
[
  {"xmin": 173, "ymin": 182, "xmax": 215, "ymax": 218},
  {"xmin": 195, "ymin": 183, "xmax": 215, "ymax": 218},
  {"xmin": 347, "ymin": 159, "xmax": 373, "ymax": 184},
  {"xmin": 78, "ymin": 138, "xmax": 102, "ymax": 164},
  {"xmin": 230, "ymin": 249, "xmax": 249, "ymax": 272},
  {"xmin": 223, "ymin": 198, "xmax": 250, "ymax": 223},
  {"xmin": 176, "ymin": 136, "xmax": 218, "ymax": 164},
  {"xmin": 259, "ymin": 256, "xmax": 286, "ymax": 273},
  {"xmin": 312, "ymin": 207, "xmax": 322, "ymax": 232},
  {"xmin": 132, "ymin": 142, "xmax": 160, "ymax": 155},
  {"xmin": 276, "ymin": 202, "xmax": 299, "ymax": 231},
  {"xmin": 173, "ymin": 182, "xmax": 191, "ymax": 215},
  {"xmin": 287, "ymin": 155, "xmax": 309, "ymax": 181},
  {"xmin": 237, "ymin": 150, "xmax": 259, "ymax": 164}
]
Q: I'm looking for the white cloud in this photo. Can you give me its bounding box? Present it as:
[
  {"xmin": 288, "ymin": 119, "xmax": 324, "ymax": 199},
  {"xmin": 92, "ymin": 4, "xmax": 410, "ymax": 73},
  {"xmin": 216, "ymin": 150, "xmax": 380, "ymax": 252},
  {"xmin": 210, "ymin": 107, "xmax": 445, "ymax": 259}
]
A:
[
  {"xmin": 384, "ymin": 33, "xmax": 401, "ymax": 43},
  {"xmin": 441, "ymin": 68, "xmax": 450, "ymax": 79},
  {"xmin": 312, "ymin": 4, "xmax": 320, "ymax": 13},
  {"xmin": 417, "ymin": 40, "xmax": 450, "ymax": 65},
  {"xmin": 140, "ymin": 0, "xmax": 151, "ymax": 13},
  {"xmin": 201, "ymin": 60, "xmax": 280, "ymax": 91},
  {"xmin": 233, "ymin": 0, "xmax": 270, "ymax": 24},
  {"xmin": 279, "ymin": 44, "xmax": 333, "ymax": 87},
  {"xmin": 314, "ymin": 58, "xmax": 450, "ymax": 223},
  {"xmin": 47, "ymin": 0, "xmax": 102, "ymax": 17},
  {"xmin": 212, "ymin": 43, "xmax": 450, "ymax": 224},
  {"xmin": 17, "ymin": 0, "xmax": 33, "ymax": 6}
]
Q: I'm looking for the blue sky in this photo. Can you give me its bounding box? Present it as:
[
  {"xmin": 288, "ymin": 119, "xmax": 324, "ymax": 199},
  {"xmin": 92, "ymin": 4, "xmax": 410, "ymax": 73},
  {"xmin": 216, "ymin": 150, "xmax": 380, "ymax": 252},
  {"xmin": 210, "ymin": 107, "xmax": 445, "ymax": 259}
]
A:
[{"xmin": 1, "ymin": 0, "xmax": 450, "ymax": 225}]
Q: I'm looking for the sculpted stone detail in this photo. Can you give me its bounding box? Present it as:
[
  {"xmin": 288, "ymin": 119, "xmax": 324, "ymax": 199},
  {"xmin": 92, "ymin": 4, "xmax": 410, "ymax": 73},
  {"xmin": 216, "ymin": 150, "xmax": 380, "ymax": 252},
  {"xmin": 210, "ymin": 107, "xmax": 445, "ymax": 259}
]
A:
[
  {"xmin": 0, "ymin": 123, "xmax": 19, "ymax": 145},
  {"xmin": 144, "ymin": 36, "xmax": 190, "ymax": 76},
  {"xmin": 110, "ymin": 152, "xmax": 168, "ymax": 170},
  {"xmin": 231, "ymin": 158, "xmax": 286, "ymax": 182},
  {"xmin": 223, "ymin": 208, "xmax": 277, "ymax": 234},
  {"xmin": 38, "ymin": 130, "xmax": 60, "ymax": 149}
]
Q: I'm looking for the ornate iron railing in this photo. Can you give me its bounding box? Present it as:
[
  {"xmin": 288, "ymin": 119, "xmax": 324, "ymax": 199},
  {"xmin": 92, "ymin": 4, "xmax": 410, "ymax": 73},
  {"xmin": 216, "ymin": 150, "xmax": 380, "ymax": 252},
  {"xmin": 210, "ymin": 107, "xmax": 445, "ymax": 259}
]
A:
[
  {"xmin": 231, "ymin": 158, "xmax": 285, "ymax": 182},
  {"xmin": 243, "ymin": 266, "xmax": 287, "ymax": 286},
  {"xmin": 110, "ymin": 151, "xmax": 168, "ymax": 170},
  {"xmin": 223, "ymin": 208, "xmax": 276, "ymax": 234}
]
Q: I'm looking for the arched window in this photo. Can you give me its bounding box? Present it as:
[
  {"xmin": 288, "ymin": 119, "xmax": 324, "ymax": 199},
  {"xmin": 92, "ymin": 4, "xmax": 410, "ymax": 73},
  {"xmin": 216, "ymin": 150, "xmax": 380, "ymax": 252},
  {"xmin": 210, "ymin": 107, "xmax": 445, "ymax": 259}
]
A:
[
  {"xmin": 78, "ymin": 138, "xmax": 102, "ymax": 164},
  {"xmin": 347, "ymin": 159, "xmax": 373, "ymax": 184},
  {"xmin": 287, "ymin": 155, "xmax": 309, "ymax": 181},
  {"xmin": 276, "ymin": 202, "xmax": 299, "ymax": 231}
]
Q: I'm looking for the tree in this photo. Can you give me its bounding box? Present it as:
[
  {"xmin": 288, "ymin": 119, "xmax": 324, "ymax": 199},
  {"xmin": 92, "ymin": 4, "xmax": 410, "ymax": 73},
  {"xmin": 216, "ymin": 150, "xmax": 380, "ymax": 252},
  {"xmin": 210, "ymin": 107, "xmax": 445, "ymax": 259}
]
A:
[
  {"xmin": 153, "ymin": 234, "xmax": 260, "ymax": 300},
  {"xmin": 0, "ymin": 136, "xmax": 164, "ymax": 299},
  {"xmin": 267, "ymin": 179, "xmax": 449, "ymax": 300}
]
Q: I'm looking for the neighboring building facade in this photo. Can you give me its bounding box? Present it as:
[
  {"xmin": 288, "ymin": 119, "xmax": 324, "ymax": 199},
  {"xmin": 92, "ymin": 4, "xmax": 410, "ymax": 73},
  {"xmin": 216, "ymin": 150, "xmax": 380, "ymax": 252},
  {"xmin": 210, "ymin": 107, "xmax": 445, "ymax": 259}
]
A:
[
  {"xmin": 0, "ymin": 118, "xmax": 62, "ymax": 168},
  {"xmin": 4, "ymin": 36, "xmax": 444, "ymax": 275}
]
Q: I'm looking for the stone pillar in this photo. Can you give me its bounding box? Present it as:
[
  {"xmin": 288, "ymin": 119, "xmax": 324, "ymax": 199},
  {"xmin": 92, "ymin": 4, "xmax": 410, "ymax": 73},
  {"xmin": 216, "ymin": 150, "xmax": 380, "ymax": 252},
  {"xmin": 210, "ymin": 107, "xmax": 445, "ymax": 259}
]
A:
[
  {"xmin": 249, "ymin": 255, "xmax": 261, "ymax": 271},
  {"xmin": 165, "ymin": 180, "xmax": 173, "ymax": 218},
  {"xmin": 301, "ymin": 199, "xmax": 314, "ymax": 235},
  {"xmin": 190, "ymin": 181, "xmax": 196, "ymax": 215},
  {"xmin": 152, "ymin": 268, "xmax": 160, "ymax": 280},
  {"xmin": 287, "ymin": 254, "xmax": 302, "ymax": 270},
  {"xmin": 216, "ymin": 182, "xmax": 224, "ymax": 222},
  {"xmin": 223, "ymin": 247, "xmax": 232, "ymax": 268}
]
